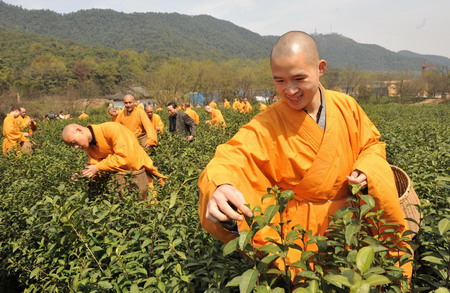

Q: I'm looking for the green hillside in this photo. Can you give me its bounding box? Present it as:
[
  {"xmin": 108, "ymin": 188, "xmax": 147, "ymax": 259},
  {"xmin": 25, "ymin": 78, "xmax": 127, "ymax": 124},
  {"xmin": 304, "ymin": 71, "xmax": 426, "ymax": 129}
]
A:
[{"xmin": 1, "ymin": 1, "xmax": 450, "ymax": 71}]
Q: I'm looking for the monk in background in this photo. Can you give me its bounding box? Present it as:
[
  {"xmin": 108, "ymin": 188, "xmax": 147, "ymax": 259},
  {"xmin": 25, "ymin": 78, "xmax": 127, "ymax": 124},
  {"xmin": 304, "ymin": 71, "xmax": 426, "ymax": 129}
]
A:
[
  {"xmin": 198, "ymin": 31, "xmax": 411, "ymax": 279},
  {"xmin": 204, "ymin": 106, "xmax": 226, "ymax": 128},
  {"xmin": 17, "ymin": 107, "xmax": 38, "ymax": 135},
  {"xmin": 2, "ymin": 106, "xmax": 30, "ymax": 155},
  {"xmin": 223, "ymin": 99, "xmax": 231, "ymax": 109},
  {"xmin": 184, "ymin": 102, "xmax": 200, "ymax": 125},
  {"xmin": 115, "ymin": 94, "xmax": 157, "ymax": 149},
  {"xmin": 61, "ymin": 123, "xmax": 166, "ymax": 201},
  {"xmin": 145, "ymin": 105, "xmax": 164, "ymax": 134}
]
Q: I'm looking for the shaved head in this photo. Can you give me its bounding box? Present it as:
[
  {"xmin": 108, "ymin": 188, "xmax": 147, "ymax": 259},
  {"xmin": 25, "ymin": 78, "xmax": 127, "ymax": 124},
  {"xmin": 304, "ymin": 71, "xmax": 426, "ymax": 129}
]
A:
[
  {"xmin": 204, "ymin": 106, "xmax": 212, "ymax": 113},
  {"xmin": 61, "ymin": 123, "xmax": 91, "ymax": 149},
  {"xmin": 271, "ymin": 31, "xmax": 319, "ymax": 66},
  {"xmin": 123, "ymin": 94, "xmax": 135, "ymax": 102},
  {"xmin": 185, "ymin": 102, "xmax": 191, "ymax": 108}
]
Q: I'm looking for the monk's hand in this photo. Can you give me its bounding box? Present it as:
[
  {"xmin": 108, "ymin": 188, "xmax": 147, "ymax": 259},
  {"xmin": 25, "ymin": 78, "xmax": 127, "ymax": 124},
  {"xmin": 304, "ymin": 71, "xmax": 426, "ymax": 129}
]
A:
[
  {"xmin": 346, "ymin": 169, "xmax": 367, "ymax": 187},
  {"xmin": 144, "ymin": 144, "xmax": 153, "ymax": 151},
  {"xmin": 186, "ymin": 135, "xmax": 194, "ymax": 141},
  {"xmin": 24, "ymin": 132, "xmax": 30, "ymax": 137},
  {"xmin": 206, "ymin": 184, "xmax": 253, "ymax": 223},
  {"xmin": 81, "ymin": 165, "xmax": 100, "ymax": 177}
]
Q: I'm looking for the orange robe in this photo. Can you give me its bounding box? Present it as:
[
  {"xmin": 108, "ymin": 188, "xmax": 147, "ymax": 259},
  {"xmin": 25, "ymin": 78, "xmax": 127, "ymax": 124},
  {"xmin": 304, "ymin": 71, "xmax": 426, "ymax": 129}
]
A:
[
  {"xmin": 2, "ymin": 114, "xmax": 29, "ymax": 155},
  {"xmin": 87, "ymin": 122, "xmax": 166, "ymax": 184},
  {"xmin": 150, "ymin": 113, "xmax": 165, "ymax": 134},
  {"xmin": 259, "ymin": 103, "xmax": 267, "ymax": 111},
  {"xmin": 78, "ymin": 113, "xmax": 89, "ymax": 120},
  {"xmin": 224, "ymin": 101, "xmax": 231, "ymax": 109},
  {"xmin": 115, "ymin": 107, "xmax": 157, "ymax": 146},
  {"xmin": 198, "ymin": 88, "xmax": 411, "ymax": 276},
  {"xmin": 241, "ymin": 102, "xmax": 252, "ymax": 114},
  {"xmin": 209, "ymin": 101, "xmax": 218, "ymax": 109},
  {"xmin": 185, "ymin": 108, "xmax": 200, "ymax": 125},
  {"xmin": 209, "ymin": 109, "xmax": 226, "ymax": 128},
  {"xmin": 16, "ymin": 115, "xmax": 38, "ymax": 135},
  {"xmin": 232, "ymin": 101, "xmax": 240, "ymax": 111}
]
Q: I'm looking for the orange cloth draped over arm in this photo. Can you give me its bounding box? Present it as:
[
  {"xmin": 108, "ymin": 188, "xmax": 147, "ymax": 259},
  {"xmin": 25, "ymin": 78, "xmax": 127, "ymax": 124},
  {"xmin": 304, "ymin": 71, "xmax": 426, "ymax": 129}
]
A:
[
  {"xmin": 210, "ymin": 109, "xmax": 226, "ymax": 128},
  {"xmin": 198, "ymin": 88, "xmax": 411, "ymax": 277}
]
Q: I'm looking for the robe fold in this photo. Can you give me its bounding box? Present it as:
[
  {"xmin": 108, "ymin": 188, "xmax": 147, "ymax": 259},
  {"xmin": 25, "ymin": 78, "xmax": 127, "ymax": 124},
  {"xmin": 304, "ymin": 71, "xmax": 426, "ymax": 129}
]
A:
[
  {"xmin": 87, "ymin": 122, "xmax": 166, "ymax": 183},
  {"xmin": 198, "ymin": 87, "xmax": 411, "ymax": 276},
  {"xmin": 115, "ymin": 107, "xmax": 158, "ymax": 146},
  {"xmin": 185, "ymin": 108, "xmax": 200, "ymax": 125},
  {"xmin": 2, "ymin": 114, "xmax": 29, "ymax": 155}
]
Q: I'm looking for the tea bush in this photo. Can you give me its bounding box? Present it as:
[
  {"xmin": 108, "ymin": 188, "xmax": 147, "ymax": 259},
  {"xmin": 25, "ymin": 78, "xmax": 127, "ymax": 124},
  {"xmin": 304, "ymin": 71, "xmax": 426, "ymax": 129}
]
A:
[{"xmin": 0, "ymin": 104, "xmax": 449, "ymax": 292}]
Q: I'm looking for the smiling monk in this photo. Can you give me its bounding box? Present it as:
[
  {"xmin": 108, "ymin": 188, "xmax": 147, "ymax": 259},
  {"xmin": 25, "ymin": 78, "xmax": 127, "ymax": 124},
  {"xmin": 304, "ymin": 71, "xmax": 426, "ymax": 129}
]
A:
[{"xmin": 198, "ymin": 31, "xmax": 411, "ymax": 278}]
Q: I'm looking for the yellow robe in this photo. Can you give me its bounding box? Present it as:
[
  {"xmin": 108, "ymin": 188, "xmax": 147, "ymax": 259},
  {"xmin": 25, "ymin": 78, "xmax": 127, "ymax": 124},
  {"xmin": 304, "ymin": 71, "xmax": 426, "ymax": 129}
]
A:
[
  {"xmin": 150, "ymin": 113, "xmax": 165, "ymax": 134},
  {"xmin": 78, "ymin": 113, "xmax": 89, "ymax": 120},
  {"xmin": 241, "ymin": 102, "xmax": 252, "ymax": 114},
  {"xmin": 2, "ymin": 114, "xmax": 29, "ymax": 155},
  {"xmin": 115, "ymin": 107, "xmax": 157, "ymax": 146},
  {"xmin": 209, "ymin": 101, "xmax": 218, "ymax": 109},
  {"xmin": 232, "ymin": 101, "xmax": 240, "ymax": 111},
  {"xmin": 87, "ymin": 122, "xmax": 166, "ymax": 183},
  {"xmin": 185, "ymin": 108, "xmax": 200, "ymax": 125},
  {"xmin": 224, "ymin": 101, "xmax": 231, "ymax": 109},
  {"xmin": 259, "ymin": 103, "xmax": 267, "ymax": 111},
  {"xmin": 16, "ymin": 115, "xmax": 38, "ymax": 135},
  {"xmin": 209, "ymin": 109, "xmax": 226, "ymax": 128},
  {"xmin": 198, "ymin": 88, "xmax": 410, "ymax": 276}
]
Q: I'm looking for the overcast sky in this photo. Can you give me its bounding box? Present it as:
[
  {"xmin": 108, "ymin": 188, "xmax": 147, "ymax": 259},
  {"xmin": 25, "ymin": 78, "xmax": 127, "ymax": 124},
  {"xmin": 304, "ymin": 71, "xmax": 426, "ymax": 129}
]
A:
[{"xmin": 4, "ymin": 0, "xmax": 450, "ymax": 58}]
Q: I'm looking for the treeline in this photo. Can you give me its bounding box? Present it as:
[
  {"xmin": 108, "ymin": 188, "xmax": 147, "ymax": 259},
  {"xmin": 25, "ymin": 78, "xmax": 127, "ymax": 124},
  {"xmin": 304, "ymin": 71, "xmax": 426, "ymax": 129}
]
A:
[{"xmin": 1, "ymin": 26, "xmax": 450, "ymax": 109}]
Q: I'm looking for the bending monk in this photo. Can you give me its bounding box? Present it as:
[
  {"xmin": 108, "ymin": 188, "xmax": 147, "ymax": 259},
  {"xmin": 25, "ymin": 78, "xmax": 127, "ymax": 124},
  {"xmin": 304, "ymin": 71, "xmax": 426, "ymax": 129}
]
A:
[
  {"xmin": 2, "ymin": 106, "xmax": 30, "ymax": 155},
  {"xmin": 115, "ymin": 94, "xmax": 157, "ymax": 149},
  {"xmin": 204, "ymin": 106, "xmax": 226, "ymax": 128},
  {"xmin": 145, "ymin": 105, "xmax": 165, "ymax": 134},
  {"xmin": 17, "ymin": 107, "xmax": 38, "ymax": 135},
  {"xmin": 184, "ymin": 102, "xmax": 200, "ymax": 125},
  {"xmin": 198, "ymin": 31, "xmax": 411, "ymax": 278},
  {"xmin": 62, "ymin": 122, "xmax": 167, "ymax": 200}
]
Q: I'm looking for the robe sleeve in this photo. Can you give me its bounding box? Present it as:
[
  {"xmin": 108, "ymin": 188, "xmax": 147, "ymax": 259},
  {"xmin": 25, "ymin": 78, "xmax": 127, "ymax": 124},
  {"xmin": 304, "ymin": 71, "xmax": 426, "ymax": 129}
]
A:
[
  {"xmin": 351, "ymin": 103, "xmax": 407, "ymax": 234},
  {"xmin": 156, "ymin": 115, "xmax": 165, "ymax": 134},
  {"xmin": 5, "ymin": 117, "xmax": 28, "ymax": 142}
]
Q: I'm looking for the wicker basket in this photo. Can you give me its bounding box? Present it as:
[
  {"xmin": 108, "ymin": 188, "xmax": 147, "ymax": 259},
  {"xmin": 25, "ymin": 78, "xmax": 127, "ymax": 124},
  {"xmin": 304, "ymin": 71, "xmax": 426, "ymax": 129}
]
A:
[
  {"xmin": 391, "ymin": 165, "xmax": 422, "ymax": 233},
  {"xmin": 115, "ymin": 169, "xmax": 149, "ymax": 200}
]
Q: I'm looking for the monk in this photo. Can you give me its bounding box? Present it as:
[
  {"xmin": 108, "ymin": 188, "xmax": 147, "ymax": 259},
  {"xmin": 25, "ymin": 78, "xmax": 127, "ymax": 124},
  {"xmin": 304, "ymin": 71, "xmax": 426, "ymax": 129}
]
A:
[
  {"xmin": 166, "ymin": 102, "xmax": 196, "ymax": 141},
  {"xmin": 198, "ymin": 31, "xmax": 411, "ymax": 278},
  {"xmin": 223, "ymin": 99, "xmax": 231, "ymax": 109},
  {"xmin": 240, "ymin": 98, "xmax": 253, "ymax": 114},
  {"xmin": 204, "ymin": 106, "xmax": 226, "ymax": 128},
  {"xmin": 209, "ymin": 101, "xmax": 218, "ymax": 109},
  {"xmin": 61, "ymin": 123, "xmax": 166, "ymax": 200},
  {"xmin": 184, "ymin": 102, "xmax": 200, "ymax": 125},
  {"xmin": 78, "ymin": 112, "xmax": 89, "ymax": 120},
  {"xmin": 17, "ymin": 107, "xmax": 38, "ymax": 135},
  {"xmin": 115, "ymin": 94, "xmax": 157, "ymax": 149},
  {"xmin": 259, "ymin": 103, "xmax": 267, "ymax": 111},
  {"xmin": 145, "ymin": 105, "xmax": 165, "ymax": 134},
  {"xmin": 2, "ymin": 107, "xmax": 30, "ymax": 155}
]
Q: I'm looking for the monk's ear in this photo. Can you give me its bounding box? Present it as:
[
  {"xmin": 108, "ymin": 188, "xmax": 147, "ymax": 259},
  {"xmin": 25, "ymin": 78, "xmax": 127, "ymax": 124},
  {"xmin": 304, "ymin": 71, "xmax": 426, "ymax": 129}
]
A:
[{"xmin": 318, "ymin": 60, "xmax": 327, "ymax": 76}]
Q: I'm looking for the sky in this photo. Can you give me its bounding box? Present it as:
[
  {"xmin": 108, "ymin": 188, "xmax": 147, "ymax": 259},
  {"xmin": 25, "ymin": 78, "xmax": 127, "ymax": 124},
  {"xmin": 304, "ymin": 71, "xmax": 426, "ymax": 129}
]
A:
[{"xmin": 4, "ymin": 0, "xmax": 450, "ymax": 59}]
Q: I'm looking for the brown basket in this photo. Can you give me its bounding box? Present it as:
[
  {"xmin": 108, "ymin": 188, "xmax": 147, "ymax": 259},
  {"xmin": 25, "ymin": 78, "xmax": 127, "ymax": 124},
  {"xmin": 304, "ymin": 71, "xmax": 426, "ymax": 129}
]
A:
[
  {"xmin": 137, "ymin": 133, "xmax": 147, "ymax": 148},
  {"xmin": 115, "ymin": 169, "xmax": 149, "ymax": 200},
  {"xmin": 391, "ymin": 165, "xmax": 422, "ymax": 233},
  {"xmin": 21, "ymin": 141, "xmax": 33, "ymax": 155}
]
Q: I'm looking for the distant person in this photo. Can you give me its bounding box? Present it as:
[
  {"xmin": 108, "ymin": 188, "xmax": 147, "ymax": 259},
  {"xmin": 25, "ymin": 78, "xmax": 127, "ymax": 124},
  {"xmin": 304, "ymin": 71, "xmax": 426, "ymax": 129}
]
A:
[
  {"xmin": 61, "ymin": 122, "xmax": 166, "ymax": 200},
  {"xmin": 184, "ymin": 102, "xmax": 200, "ymax": 125},
  {"xmin": 166, "ymin": 102, "xmax": 196, "ymax": 141},
  {"xmin": 144, "ymin": 105, "xmax": 164, "ymax": 134},
  {"xmin": 241, "ymin": 98, "xmax": 252, "ymax": 114},
  {"xmin": 58, "ymin": 111, "xmax": 66, "ymax": 120},
  {"xmin": 78, "ymin": 111, "xmax": 89, "ymax": 120},
  {"xmin": 198, "ymin": 31, "xmax": 412, "ymax": 278},
  {"xmin": 2, "ymin": 106, "xmax": 30, "ymax": 155},
  {"xmin": 223, "ymin": 99, "xmax": 231, "ymax": 109},
  {"xmin": 209, "ymin": 100, "xmax": 218, "ymax": 109},
  {"xmin": 17, "ymin": 107, "xmax": 38, "ymax": 135},
  {"xmin": 259, "ymin": 103, "xmax": 267, "ymax": 111},
  {"xmin": 48, "ymin": 111, "xmax": 56, "ymax": 120},
  {"xmin": 115, "ymin": 94, "xmax": 158, "ymax": 149},
  {"xmin": 204, "ymin": 106, "xmax": 226, "ymax": 128}
]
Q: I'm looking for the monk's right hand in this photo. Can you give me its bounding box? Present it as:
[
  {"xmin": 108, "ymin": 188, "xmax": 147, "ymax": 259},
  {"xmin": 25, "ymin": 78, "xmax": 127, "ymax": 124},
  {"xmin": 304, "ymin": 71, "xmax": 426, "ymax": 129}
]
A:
[{"xmin": 206, "ymin": 184, "xmax": 253, "ymax": 223}]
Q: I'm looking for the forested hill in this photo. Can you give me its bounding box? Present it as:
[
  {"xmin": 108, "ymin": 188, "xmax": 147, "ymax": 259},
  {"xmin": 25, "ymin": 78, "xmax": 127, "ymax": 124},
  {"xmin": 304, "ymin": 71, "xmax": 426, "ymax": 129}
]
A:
[{"xmin": 1, "ymin": 1, "xmax": 450, "ymax": 71}]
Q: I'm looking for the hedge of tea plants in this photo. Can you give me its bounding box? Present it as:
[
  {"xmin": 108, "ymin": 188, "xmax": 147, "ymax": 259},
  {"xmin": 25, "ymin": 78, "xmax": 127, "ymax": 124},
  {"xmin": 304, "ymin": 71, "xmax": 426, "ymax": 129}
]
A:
[{"xmin": 0, "ymin": 104, "xmax": 448, "ymax": 292}]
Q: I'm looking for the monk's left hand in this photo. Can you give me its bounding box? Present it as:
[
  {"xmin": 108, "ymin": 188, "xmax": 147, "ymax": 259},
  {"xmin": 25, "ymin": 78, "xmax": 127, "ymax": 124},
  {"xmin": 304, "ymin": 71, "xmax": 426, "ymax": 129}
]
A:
[
  {"xmin": 346, "ymin": 169, "xmax": 367, "ymax": 187},
  {"xmin": 82, "ymin": 165, "xmax": 100, "ymax": 177}
]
